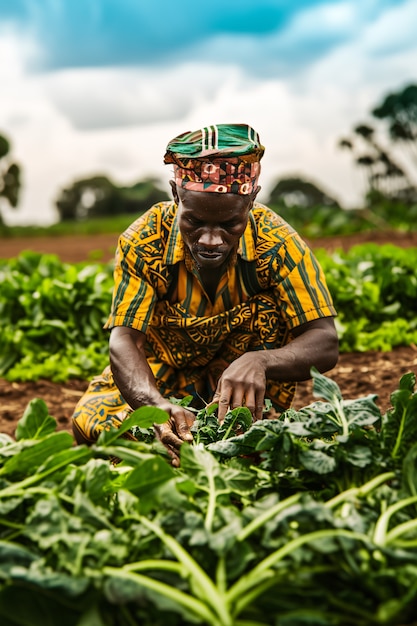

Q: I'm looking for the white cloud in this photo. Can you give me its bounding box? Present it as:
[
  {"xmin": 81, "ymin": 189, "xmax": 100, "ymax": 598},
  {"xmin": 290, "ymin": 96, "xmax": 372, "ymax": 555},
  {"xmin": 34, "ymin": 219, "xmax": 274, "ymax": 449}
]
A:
[
  {"xmin": 363, "ymin": 0, "xmax": 417, "ymax": 56},
  {"xmin": 1, "ymin": 1, "xmax": 417, "ymax": 226},
  {"xmin": 42, "ymin": 63, "xmax": 240, "ymax": 130},
  {"xmin": 277, "ymin": 1, "xmax": 358, "ymax": 43}
]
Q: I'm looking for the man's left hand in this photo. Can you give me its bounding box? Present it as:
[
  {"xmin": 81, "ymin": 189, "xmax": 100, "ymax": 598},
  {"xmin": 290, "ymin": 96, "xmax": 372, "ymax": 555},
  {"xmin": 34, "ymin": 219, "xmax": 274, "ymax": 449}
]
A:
[{"xmin": 211, "ymin": 352, "xmax": 267, "ymax": 423}]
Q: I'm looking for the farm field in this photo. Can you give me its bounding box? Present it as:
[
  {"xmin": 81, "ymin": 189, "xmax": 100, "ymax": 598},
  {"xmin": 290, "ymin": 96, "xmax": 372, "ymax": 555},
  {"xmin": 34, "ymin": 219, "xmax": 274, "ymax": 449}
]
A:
[
  {"xmin": 1, "ymin": 227, "xmax": 417, "ymax": 625},
  {"xmin": 1, "ymin": 228, "xmax": 417, "ymax": 438}
]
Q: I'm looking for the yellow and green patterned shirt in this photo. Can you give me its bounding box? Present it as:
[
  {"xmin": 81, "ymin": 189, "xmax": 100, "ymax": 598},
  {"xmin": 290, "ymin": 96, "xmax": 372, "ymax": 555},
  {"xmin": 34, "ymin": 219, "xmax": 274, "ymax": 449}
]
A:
[{"xmin": 104, "ymin": 201, "xmax": 336, "ymax": 409}]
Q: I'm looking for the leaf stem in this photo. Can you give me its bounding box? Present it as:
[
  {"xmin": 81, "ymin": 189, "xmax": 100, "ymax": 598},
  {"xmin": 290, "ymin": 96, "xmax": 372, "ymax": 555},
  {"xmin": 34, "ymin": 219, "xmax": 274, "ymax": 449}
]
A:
[
  {"xmin": 237, "ymin": 493, "xmax": 301, "ymax": 542},
  {"xmin": 390, "ymin": 405, "xmax": 407, "ymax": 459},
  {"xmin": 334, "ymin": 397, "xmax": 349, "ymax": 437},
  {"xmin": 138, "ymin": 515, "xmax": 232, "ymax": 626},
  {"xmin": 373, "ymin": 495, "xmax": 417, "ymax": 546},
  {"xmin": 103, "ymin": 566, "xmax": 219, "ymax": 625},
  {"xmin": 205, "ymin": 467, "xmax": 217, "ymax": 532},
  {"xmin": 385, "ymin": 518, "xmax": 417, "ymax": 545},
  {"xmin": 324, "ymin": 471, "xmax": 396, "ymax": 509},
  {"xmin": 227, "ymin": 528, "xmax": 369, "ymax": 610},
  {"xmin": 0, "ymin": 448, "xmax": 91, "ymax": 498}
]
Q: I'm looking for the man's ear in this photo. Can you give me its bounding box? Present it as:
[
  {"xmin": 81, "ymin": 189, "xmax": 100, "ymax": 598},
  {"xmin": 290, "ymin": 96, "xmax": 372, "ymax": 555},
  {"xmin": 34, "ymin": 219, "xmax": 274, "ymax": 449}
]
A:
[
  {"xmin": 169, "ymin": 180, "xmax": 179, "ymax": 204},
  {"xmin": 249, "ymin": 185, "xmax": 261, "ymax": 207},
  {"xmin": 252, "ymin": 185, "xmax": 261, "ymax": 200}
]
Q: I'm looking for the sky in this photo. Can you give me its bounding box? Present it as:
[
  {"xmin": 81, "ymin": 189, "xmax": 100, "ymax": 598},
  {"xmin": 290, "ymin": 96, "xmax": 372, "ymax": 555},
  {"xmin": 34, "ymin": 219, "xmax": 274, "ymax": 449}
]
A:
[{"xmin": 0, "ymin": 0, "xmax": 416, "ymax": 225}]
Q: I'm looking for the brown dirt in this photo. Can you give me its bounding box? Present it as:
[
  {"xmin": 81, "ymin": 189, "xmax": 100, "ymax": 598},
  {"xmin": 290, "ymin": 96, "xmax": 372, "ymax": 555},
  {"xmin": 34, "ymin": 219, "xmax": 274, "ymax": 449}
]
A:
[
  {"xmin": 0, "ymin": 233, "xmax": 120, "ymax": 264},
  {"xmin": 1, "ymin": 229, "xmax": 417, "ymax": 440}
]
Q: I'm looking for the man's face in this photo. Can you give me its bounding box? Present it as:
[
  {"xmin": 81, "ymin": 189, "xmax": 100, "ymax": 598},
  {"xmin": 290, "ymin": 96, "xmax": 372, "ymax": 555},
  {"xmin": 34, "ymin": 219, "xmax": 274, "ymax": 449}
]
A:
[{"xmin": 173, "ymin": 183, "xmax": 258, "ymax": 270}]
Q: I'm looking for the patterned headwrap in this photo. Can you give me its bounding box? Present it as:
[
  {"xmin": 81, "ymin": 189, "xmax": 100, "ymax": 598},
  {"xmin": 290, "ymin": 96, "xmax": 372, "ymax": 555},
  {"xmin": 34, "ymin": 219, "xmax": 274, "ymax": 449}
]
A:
[{"xmin": 164, "ymin": 123, "xmax": 265, "ymax": 195}]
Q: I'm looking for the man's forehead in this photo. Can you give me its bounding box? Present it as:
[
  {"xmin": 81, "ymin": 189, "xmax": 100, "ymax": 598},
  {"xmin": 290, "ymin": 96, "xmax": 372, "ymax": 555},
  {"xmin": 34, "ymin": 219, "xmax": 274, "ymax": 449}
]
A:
[{"xmin": 178, "ymin": 187, "xmax": 252, "ymax": 216}]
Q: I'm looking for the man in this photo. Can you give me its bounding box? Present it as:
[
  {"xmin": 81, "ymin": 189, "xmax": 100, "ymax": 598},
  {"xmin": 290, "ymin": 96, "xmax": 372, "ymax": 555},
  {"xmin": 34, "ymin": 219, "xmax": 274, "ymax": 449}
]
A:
[{"xmin": 72, "ymin": 123, "xmax": 338, "ymax": 464}]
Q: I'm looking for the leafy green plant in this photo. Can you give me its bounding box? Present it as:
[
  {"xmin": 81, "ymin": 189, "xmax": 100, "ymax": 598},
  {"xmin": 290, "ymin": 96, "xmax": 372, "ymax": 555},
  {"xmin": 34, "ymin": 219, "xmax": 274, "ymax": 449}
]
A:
[
  {"xmin": 0, "ymin": 251, "xmax": 114, "ymax": 381},
  {"xmin": 0, "ymin": 244, "xmax": 417, "ymax": 382},
  {"xmin": 315, "ymin": 243, "xmax": 417, "ymax": 351},
  {"xmin": 1, "ymin": 371, "xmax": 417, "ymax": 625}
]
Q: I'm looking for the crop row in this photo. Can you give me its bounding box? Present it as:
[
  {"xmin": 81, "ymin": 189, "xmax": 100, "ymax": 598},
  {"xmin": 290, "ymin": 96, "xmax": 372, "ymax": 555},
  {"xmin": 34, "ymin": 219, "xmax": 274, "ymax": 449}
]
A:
[
  {"xmin": 1, "ymin": 243, "xmax": 416, "ymax": 382},
  {"xmin": 0, "ymin": 369, "xmax": 416, "ymax": 625}
]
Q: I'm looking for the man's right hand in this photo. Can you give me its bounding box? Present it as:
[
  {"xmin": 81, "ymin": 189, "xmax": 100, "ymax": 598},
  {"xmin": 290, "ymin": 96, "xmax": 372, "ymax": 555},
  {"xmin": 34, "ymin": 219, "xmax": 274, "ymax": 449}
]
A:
[
  {"xmin": 109, "ymin": 327, "xmax": 195, "ymax": 465},
  {"xmin": 153, "ymin": 402, "xmax": 195, "ymax": 467}
]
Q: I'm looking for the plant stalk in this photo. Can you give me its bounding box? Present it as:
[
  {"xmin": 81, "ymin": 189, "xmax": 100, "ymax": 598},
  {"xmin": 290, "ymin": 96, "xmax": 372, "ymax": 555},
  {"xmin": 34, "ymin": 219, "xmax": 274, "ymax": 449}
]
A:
[
  {"xmin": 104, "ymin": 566, "xmax": 219, "ymax": 625},
  {"xmin": 373, "ymin": 494, "xmax": 417, "ymax": 546}
]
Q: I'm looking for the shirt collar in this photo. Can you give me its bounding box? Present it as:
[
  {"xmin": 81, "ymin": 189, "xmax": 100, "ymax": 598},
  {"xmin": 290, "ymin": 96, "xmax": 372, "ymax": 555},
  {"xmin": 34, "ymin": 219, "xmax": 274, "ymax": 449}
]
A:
[{"xmin": 164, "ymin": 206, "xmax": 185, "ymax": 265}]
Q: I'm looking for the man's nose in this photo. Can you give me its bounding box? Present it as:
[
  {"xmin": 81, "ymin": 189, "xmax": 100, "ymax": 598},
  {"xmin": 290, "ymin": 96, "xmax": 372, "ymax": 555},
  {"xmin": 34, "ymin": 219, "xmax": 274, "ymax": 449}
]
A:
[{"xmin": 197, "ymin": 229, "xmax": 223, "ymax": 247}]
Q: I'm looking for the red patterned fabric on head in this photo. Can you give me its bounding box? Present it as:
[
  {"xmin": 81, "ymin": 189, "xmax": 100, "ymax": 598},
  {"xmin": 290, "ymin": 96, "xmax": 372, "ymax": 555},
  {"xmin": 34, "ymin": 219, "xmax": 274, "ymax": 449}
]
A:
[{"xmin": 164, "ymin": 123, "xmax": 264, "ymax": 195}]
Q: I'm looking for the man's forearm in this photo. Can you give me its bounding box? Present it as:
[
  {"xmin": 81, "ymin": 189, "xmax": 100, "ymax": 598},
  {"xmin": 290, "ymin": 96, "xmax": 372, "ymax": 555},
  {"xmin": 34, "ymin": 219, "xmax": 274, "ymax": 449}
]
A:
[
  {"xmin": 109, "ymin": 327, "xmax": 165, "ymax": 410},
  {"xmin": 263, "ymin": 322, "xmax": 339, "ymax": 382}
]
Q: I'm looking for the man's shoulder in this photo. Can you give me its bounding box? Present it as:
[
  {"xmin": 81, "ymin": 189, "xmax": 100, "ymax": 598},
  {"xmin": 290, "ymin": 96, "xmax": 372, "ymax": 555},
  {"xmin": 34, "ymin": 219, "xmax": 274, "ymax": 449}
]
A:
[{"xmin": 121, "ymin": 201, "xmax": 176, "ymax": 246}]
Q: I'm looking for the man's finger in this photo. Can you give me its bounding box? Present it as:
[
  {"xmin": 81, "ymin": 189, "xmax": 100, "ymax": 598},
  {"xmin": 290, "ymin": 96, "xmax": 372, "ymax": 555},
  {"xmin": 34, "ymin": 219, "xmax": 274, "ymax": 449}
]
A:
[
  {"xmin": 217, "ymin": 396, "xmax": 231, "ymax": 423},
  {"xmin": 155, "ymin": 423, "xmax": 182, "ymax": 449},
  {"xmin": 175, "ymin": 420, "xmax": 193, "ymax": 442},
  {"xmin": 254, "ymin": 403, "xmax": 264, "ymax": 421},
  {"xmin": 172, "ymin": 411, "xmax": 194, "ymax": 441},
  {"xmin": 153, "ymin": 425, "xmax": 181, "ymax": 466},
  {"xmin": 244, "ymin": 390, "xmax": 264, "ymax": 421}
]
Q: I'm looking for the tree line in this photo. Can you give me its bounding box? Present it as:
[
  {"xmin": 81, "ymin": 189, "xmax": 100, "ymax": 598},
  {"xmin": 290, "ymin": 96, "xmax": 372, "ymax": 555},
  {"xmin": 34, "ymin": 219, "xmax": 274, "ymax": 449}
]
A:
[{"xmin": 1, "ymin": 83, "xmax": 416, "ymax": 229}]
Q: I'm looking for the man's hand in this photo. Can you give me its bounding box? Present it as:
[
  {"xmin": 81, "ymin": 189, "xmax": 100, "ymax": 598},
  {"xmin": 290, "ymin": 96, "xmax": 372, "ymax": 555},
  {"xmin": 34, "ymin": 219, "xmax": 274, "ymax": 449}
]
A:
[
  {"xmin": 211, "ymin": 317, "xmax": 339, "ymax": 424},
  {"xmin": 212, "ymin": 352, "xmax": 267, "ymax": 423},
  {"xmin": 109, "ymin": 327, "xmax": 195, "ymax": 466},
  {"xmin": 153, "ymin": 402, "xmax": 195, "ymax": 467}
]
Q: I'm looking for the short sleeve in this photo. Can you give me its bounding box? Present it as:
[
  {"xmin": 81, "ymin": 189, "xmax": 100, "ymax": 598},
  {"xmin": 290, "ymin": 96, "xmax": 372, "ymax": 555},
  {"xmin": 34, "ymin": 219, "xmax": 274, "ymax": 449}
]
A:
[
  {"xmin": 272, "ymin": 234, "xmax": 337, "ymax": 328},
  {"xmin": 104, "ymin": 239, "xmax": 157, "ymax": 331}
]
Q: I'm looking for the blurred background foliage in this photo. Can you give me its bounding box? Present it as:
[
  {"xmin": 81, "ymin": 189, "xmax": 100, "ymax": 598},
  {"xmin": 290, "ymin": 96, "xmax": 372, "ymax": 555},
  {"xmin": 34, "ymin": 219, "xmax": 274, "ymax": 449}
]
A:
[
  {"xmin": 0, "ymin": 133, "xmax": 21, "ymax": 218},
  {"xmin": 55, "ymin": 175, "xmax": 169, "ymax": 221},
  {"xmin": 1, "ymin": 82, "xmax": 416, "ymax": 240}
]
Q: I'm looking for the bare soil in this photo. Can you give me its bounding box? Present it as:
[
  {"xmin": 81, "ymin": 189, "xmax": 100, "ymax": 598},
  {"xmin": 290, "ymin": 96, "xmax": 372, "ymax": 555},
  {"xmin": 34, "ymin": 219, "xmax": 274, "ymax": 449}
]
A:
[{"xmin": 1, "ymin": 229, "xmax": 417, "ymax": 439}]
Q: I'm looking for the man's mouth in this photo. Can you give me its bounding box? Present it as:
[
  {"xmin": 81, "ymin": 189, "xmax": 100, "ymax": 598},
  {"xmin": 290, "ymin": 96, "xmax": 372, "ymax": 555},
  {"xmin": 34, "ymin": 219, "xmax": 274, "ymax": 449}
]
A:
[
  {"xmin": 198, "ymin": 249, "xmax": 223, "ymax": 257},
  {"xmin": 193, "ymin": 248, "xmax": 227, "ymax": 264}
]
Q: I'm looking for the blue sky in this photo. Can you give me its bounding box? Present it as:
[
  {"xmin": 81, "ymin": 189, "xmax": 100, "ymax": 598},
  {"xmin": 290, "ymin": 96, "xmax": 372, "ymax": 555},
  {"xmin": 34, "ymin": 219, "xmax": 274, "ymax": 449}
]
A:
[{"xmin": 0, "ymin": 0, "xmax": 416, "ymax": 224}]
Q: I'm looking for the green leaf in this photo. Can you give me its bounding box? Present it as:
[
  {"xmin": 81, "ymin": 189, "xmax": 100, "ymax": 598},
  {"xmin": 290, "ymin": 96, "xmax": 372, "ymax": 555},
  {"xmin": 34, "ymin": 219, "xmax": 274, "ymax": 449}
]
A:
[
  {"xmin": 0, "ymin": 432, "xmax": 74, "ymax": 477},
  {"xmin": 396, "ymin": 371, "xmax": 416, "ymax": 393},
  {"xmin": 83, "ymin": 459, "xmax": 114, "ymax": 503},
  {"xmin": 15, "ymin": 399, "xmax": 57, "ymax": 441},
  {"xmin": 73, "ymin": 491, "xmax": 115, "ymax": 530},
  {"xmin": 298, "ymin": 448, "xmax": 337, "ymax": 474},
  {"xmin": 343, "ymin": 444, "xmax": 373, "ymax": 468},
  {"xmin": 311, "ymin": 367, "xmax": 343, "ymax": 403},
  {"xmin": 180, "ymin": 443, "xmax": 219, "ymax": 477},
  {"xmin": 0, "ymin": 540, "xmax": 37, "ymax": 575},
  {"xmin": 218, "ymin": 406, "xmax": 253, "ymax": 440},
  {"xmin": 0, "ymin": 584, "xmax": 83, "ymax": 626},
  {"xmin": 96, "ymin": 406, "xmax": 169, "ymax": 445},
  {"xmin": 220, "ymin": 467, "xmax": 256, "ymax": 495},
  {"xmin": 0, "ymin": 434, "xmax": 14, "ymax": 448},
  {"xmin": 37, "ymin": 446, "xmax": 93, "ymax": 476},
  {"xmin": 104, "ymin": 572, "xmax": 208, "ymax": 624},
  {"xmin": 343, "ymin": 395, "xmax": 381, "ymax": 428},
  {"xmin": 122, "ymin": 456, "xmax": 175, "ymax": 497},
  {"xmin": 401, "ymin": 443, "xmax": 417, "ymax": 497},
  {"xmin": 207, "ymin": 419, "xmax": 285, "ymax": 457},
  {"xmin": 382, "ymin": 374, "xmax": 417, "ymax": 462}
]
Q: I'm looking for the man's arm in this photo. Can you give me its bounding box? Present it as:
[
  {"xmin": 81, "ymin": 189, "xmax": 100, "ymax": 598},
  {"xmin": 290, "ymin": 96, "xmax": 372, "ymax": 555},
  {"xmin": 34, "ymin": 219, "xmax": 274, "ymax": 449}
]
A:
[
  {"xmin": 109, "ymin": 326, "xmax": 194, "ymax": 465},
  {"xmin": 213, "ymin": 317, "xmax": 339, "ymax": 422}
]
